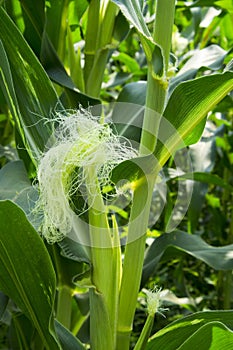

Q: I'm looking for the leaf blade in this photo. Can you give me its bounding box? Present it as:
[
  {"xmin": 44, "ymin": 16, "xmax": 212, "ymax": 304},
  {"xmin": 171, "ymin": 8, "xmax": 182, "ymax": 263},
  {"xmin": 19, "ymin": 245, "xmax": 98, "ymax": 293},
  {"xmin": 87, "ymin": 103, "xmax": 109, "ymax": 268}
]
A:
[
  {"xmin": 146, "ymin": 311, "xmax": 233, "ymax": 350},
  {"xmin": 156, "ymin": 72, "xmax": 233, "ymax": 166},
  {"xmin": 142, "ymin": 230, "xmax": 233, "ymax": 286},
  {"xmin": 0, "ymin": 7, "xmax": 60, "ymax": 159},
  {"xmin": 0, "ymin": 200, "xmax": 61, "ymax": 349}
]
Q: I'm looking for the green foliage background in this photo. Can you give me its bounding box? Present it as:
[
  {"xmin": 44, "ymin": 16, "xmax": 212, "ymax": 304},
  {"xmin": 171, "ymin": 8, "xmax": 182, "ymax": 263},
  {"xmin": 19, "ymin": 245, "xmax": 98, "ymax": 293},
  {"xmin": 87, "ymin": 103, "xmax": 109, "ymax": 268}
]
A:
[{"xmin": 0, "ymin": 0, "xmax": 233, "ymax": 349}]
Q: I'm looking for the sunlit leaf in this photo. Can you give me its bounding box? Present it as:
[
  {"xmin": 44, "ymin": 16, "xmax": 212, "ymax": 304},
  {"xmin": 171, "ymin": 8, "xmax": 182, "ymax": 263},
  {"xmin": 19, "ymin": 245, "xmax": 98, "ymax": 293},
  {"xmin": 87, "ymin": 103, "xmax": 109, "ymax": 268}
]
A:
[
  {"xmin": 146, "ymin": 311, "xmax": 233, "ymax": 350},
  {"xmin": 178, "ymin": 322, "xmax": 233, "ymax": 350},
  {"xmin": 45, "ymin": 0, "xmax": 71, "ymax": 57},
  {"xmin": 215, "ymin": 0, "xmax": 233, "ymax": 12},
  {"xmin": 111, "ymin": 154, "xmax": 157, "ymax": 184},
  {"xmin": 0, "ymin": 7, "xmax": 60, "ymax": 160},
  {"xmin": 157, "ymin": 72, "xmax": 233, "ymax": 166}
]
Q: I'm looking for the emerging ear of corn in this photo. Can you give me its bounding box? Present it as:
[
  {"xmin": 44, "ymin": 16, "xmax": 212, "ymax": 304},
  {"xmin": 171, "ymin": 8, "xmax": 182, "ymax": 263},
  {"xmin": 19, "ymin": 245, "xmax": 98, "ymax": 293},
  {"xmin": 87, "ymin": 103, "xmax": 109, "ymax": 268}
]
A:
[{"xmin": 35, "ymin": 108, "xmax": 137, "ymax": 243}]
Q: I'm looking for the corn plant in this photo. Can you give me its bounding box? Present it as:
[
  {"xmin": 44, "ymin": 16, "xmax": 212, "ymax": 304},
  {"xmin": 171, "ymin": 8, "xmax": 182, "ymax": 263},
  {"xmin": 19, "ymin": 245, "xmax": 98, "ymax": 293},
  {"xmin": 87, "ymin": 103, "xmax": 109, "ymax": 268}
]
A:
[{"xmin": 0, "ymin": 0, "xmax": 233, "ymax": 349}]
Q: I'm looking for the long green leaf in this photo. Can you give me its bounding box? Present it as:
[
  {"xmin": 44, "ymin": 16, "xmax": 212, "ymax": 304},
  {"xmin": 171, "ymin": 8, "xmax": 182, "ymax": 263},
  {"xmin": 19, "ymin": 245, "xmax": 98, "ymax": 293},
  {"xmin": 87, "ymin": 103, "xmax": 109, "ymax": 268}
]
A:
[
  {"xmin": 146, "ymin": 311, "xmax": 233, "ymax": 350},
  {"xmin": 156, "ymin": 72, "xmax": 233, "ymax": 166},
  {"xmin": 0, "ymin": 200, "xmax": 61, "ymax": 350},
  {"xmin": 9, "ymin": 1, "xmax": 97, "ymax": 109},
  {"xmin": 142, "ymin": 230, "xmax": 233, "ymax": 286},
  {"xmin": 20, "ymin": 0, "xmax": 45, "ymax": 36},
  {"xmin": 178, "ymin": 171, "xmax": 233, "ymax": 191},
  {"xmin": 0, "ymin": 7, "xmax": 60, "ymax": 159},
  {"xmin": 178, "ymin": 322, "xmax": 233, "ymax": 350},
  {"xmin": 20, "ymin": 0, "xmax": 45, "ymax": 56}
]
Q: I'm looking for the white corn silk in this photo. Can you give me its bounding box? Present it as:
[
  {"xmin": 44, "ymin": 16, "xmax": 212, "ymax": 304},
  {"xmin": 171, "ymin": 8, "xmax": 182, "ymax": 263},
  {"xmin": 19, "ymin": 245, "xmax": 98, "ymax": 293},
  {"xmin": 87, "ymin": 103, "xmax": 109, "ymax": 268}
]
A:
[{"xmin": 36, "ymin": 110, "xmax": 137, "ymax": 243}]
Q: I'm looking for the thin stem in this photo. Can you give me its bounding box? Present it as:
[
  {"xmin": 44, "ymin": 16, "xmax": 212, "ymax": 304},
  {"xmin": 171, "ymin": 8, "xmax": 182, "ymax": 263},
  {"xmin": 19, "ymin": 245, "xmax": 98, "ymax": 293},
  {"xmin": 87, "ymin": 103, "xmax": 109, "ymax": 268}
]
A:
[
  {"xmin": 116, "ymin": 2, "xmax": 176, "ymax": 349},
  {"xmin": 133, "ymin": 314, "xmax": 154, "ymax": 350}
]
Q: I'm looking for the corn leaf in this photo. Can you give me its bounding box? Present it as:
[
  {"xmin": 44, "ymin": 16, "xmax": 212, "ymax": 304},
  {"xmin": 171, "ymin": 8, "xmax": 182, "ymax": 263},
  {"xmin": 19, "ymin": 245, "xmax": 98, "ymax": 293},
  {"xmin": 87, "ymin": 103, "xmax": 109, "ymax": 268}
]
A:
[
  {"xmin": 0, "ymin": 200, "xmax": 61, "ymax": 349},
  {"xmin": 146, "ymin": 311, "xmax": 233, "ymax": 350},
  {"xmin": 156, "ymin": 71, "xmax": 233, "ymax": 165},
  {"xmin": 0, "ymin": 7, "xmax": 60, "ymax": 160},
  {"xmin": 177, "ymin": 322, "xmax": 233, "ymax": 350},
  {"xmin": 111, "ymin": 72, "xmax": 233, "ymax": 183},
  {"xmin": 111, "ymin": 0, "xmax": 163, "ymax": 70}
]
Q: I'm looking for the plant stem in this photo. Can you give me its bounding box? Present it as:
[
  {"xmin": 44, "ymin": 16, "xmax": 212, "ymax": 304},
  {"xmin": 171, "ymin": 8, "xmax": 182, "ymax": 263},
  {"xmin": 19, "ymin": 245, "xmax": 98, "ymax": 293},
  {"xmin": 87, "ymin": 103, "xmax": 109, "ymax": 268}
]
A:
[
  {"xmin": 116, "ymin": 2, "xmax": 176, "ymax": 349},
  {"xmin": 153, "ymin": 0, "xmax": 175, "ymax": 72},
  {"xmin": 139, "ymin": 0, "xmax": 176, "ymax": 154},
  {"xmin": 133, "ymin": 314, "xmax": 154, "ymax": 350}
]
